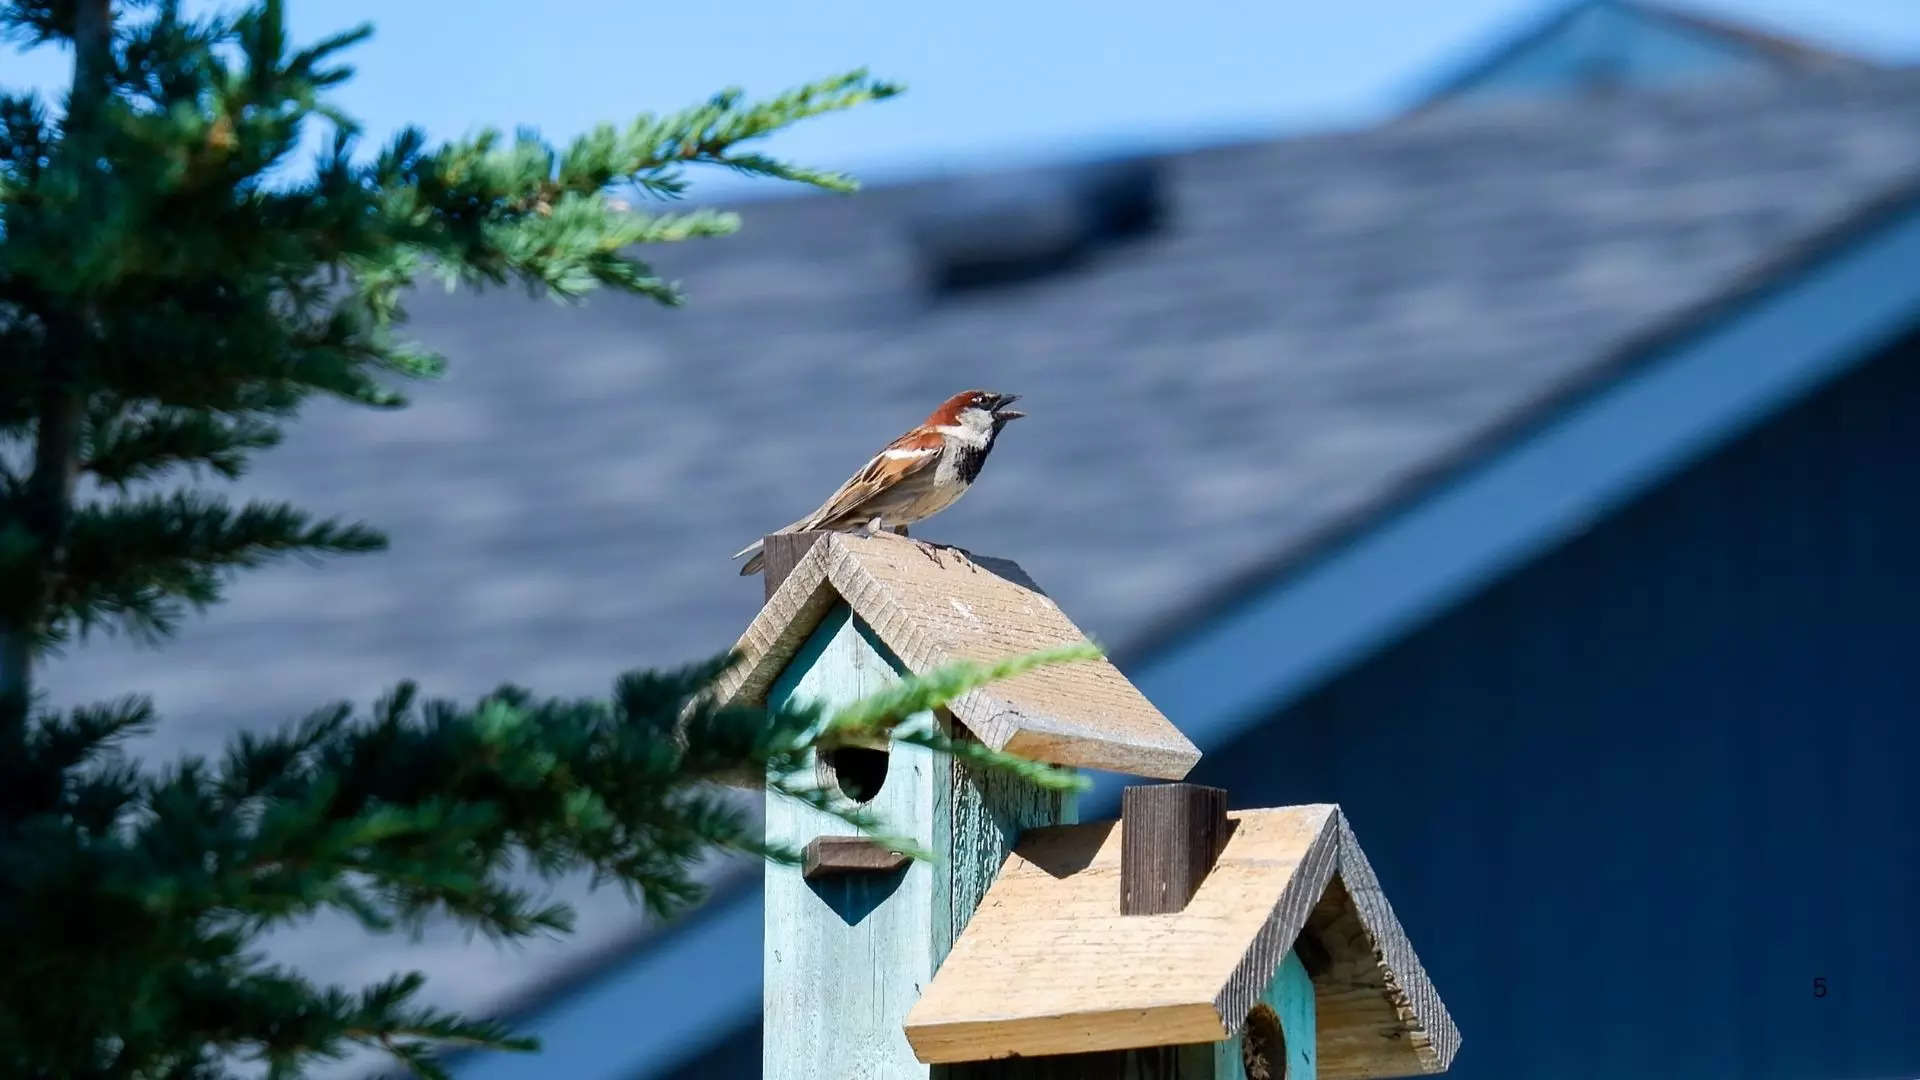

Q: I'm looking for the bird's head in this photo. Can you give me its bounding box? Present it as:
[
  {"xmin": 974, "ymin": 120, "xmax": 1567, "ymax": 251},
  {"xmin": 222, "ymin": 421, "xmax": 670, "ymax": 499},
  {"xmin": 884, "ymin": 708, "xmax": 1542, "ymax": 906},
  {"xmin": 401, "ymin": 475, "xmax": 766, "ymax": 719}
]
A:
[{"xmin": 928, "ymin": 389, "xmax": 1024, "ymax": 436}]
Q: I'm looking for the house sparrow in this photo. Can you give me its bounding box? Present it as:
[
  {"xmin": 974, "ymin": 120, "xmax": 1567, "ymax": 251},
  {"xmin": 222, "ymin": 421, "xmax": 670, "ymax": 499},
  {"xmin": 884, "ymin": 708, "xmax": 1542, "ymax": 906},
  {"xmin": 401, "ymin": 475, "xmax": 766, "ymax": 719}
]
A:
[{"xmin": 733, "ymin": 389, "xmax": 1025, "ymax": 575}]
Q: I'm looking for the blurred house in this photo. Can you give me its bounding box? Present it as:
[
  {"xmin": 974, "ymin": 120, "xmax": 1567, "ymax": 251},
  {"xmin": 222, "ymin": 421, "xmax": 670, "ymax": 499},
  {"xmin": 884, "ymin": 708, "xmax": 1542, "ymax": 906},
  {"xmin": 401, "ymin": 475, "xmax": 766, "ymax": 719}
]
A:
[
  {"xmin": 1408, "ymin": 0, "xmax": 1878, "ymax": 109},
  {"xmin": 39, "ymin": 1, "xmax": 1918, "ymax": 1078},
  {"xmin": 424, "ymin": 4, "xmax": 1920, "ymax": 1074}
]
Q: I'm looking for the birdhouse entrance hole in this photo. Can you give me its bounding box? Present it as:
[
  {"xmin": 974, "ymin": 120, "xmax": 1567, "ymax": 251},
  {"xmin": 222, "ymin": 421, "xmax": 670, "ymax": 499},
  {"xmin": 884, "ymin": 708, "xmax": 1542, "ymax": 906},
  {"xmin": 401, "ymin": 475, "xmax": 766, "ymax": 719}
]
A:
[
  {"xmin": 1240, "ymin": 1001, "xmax": 1287, "ymax": 1080},
  {"xmin": 822, "ymin": 745, "xmax": 889, "ymax": 804}
]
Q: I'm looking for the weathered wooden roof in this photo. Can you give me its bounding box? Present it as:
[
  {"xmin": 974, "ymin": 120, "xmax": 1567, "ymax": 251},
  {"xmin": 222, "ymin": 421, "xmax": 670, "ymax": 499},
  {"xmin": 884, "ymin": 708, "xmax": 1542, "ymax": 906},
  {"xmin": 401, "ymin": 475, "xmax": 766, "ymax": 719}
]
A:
[
  {"xmin": 903, "ymin": 804, "xmax": 1459, "ymax": 1078},
  {"xmin": 711, "ymin": 531, "xmax": 1201, "ymax": 780}
]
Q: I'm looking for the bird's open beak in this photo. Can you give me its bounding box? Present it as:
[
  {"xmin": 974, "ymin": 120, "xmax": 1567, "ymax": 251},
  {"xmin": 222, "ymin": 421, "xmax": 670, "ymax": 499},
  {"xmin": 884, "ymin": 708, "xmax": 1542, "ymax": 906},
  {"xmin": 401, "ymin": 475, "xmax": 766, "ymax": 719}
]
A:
[{"xmin": 992, "ymin": 393, "xmax": 1025, "ymax": 421}]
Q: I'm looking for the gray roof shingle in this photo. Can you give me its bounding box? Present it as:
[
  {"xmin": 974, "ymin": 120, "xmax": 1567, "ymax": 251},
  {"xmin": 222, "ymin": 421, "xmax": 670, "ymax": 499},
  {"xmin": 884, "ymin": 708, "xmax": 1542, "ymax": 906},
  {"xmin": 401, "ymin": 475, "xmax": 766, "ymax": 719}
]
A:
[
  {"xmin": 1405, "ymin": 0, "xmax": 1884, "ymax": 114},
  {"xmin": 38, "ymin": 62, "xmax": 1920, "ymax": 1055}
]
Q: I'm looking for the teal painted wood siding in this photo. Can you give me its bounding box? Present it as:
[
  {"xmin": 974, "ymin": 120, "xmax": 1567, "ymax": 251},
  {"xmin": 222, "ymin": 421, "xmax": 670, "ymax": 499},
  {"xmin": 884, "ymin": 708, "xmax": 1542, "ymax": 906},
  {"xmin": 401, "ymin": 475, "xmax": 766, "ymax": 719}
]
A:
[
  {"xmin": 763, "ymin": 603, "xmax": 941, "ymax": 1079},
  {"xmin": 761, "ymin": 602, "xmax": 1071, "ymax": 1080},
  {"xmin": 1217, "ymin": 951, "xmax": 1316, "ymax": 1080}
]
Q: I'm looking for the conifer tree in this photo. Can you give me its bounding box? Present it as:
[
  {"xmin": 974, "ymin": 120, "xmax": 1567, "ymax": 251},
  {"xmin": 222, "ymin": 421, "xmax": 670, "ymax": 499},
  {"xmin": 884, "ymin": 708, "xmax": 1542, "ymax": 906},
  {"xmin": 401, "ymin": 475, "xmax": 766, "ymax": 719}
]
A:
[{"xmin": 0, "ymin": 2, "xmax": 1091, "ymax": 1076}]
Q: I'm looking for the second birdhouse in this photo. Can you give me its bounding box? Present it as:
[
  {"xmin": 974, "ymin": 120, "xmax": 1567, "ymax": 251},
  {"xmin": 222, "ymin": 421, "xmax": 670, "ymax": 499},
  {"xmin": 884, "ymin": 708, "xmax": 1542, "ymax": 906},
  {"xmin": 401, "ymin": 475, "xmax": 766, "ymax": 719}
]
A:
[{"xmin": 904, "ymin": 787, "xmax": 1458, "ymax": 1078}]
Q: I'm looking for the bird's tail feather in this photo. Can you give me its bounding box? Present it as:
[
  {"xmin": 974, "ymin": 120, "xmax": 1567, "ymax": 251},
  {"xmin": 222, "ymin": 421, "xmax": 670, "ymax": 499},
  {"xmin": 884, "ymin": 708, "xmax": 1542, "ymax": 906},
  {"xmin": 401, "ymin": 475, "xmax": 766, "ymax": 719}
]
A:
[{"xmin": 732, "ymin": 538, "xmax": 765, "ymax": 576}]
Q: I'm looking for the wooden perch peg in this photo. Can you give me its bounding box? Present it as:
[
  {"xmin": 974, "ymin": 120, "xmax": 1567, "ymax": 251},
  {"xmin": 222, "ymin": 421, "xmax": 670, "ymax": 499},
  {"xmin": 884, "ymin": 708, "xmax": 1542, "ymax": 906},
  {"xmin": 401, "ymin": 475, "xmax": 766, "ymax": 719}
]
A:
[
  {"xmin": 1122, "ymin": 782, "xmax": 1230, "ymax": 915},
  {"xmin": 801, "ymin": 836, "xmax": 911, "ymax": 881}
]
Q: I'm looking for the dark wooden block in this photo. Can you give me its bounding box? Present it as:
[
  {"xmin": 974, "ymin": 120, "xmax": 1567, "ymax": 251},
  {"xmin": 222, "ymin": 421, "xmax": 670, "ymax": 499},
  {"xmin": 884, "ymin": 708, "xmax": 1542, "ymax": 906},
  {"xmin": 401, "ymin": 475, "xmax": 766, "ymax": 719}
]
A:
[
  {"xmin": 762, "ymin": 527, "xmax": 912, "ymax": 600},
  {"xmin": 762, "ymin": 531, "xmax": 829, "ymax": 601},
  {"xmin": 1120, "ymin": 782, "xmax": 1229, "ymax": 915},
  {"xmin": 801, "ymin": 835, "xmax": 911, "ymax": 881}
]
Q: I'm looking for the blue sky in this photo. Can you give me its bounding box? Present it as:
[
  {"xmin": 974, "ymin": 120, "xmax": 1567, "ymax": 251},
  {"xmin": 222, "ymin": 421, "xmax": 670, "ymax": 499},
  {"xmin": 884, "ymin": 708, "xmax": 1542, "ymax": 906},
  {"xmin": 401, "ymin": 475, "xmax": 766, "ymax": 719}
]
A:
[{"xmin": 7, "ymin": 0, "xmax": 1920, "ymax": 199}]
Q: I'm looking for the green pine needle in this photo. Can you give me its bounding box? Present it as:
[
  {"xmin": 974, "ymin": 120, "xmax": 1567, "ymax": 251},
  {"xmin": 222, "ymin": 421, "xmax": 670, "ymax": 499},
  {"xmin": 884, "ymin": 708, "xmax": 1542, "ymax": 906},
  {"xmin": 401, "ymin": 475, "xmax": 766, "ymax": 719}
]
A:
[{"xmin": 0, "ymin": 3, "xmax": 933, "ymax": 1078}]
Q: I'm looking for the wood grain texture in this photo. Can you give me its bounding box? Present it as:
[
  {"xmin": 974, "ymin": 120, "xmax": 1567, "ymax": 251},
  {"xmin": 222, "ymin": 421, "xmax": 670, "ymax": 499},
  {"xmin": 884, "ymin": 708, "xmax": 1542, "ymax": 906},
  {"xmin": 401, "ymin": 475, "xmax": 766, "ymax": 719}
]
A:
[
  {"xmin": 762, "ymin": 531, "xmax": 829, "ymax": 600},
  {"xmin": 1209, "ymin": 811, "xmax": 1339, "ymax": 1055},
  {"xmin": 925, "ymin": 950, "xmax": 1317, "ymax": 1079},
  {"xmin": 929, "ymin": 722, "xmax": 1077, "ymax": 1080},
  {"xmin": 1122, "ymin": 783, "xmax": 1230, "ymax": 915},
  {"xmin": 1307, "ymin": 818, "xmax": 1460, "ymax": 1079},
  {"xmin": 904, "ymin": 806, "xmax": 1339, "ymax": 1062},
  {"xmin": 904, "ymin": 805, "xmax": 1456, "ymax": 1078},
  {"xmin": 713, "ymin": 531, "xmax": 1201, "ymax": 781},
  {"xmin": 763, "ymin": 527, "xmax": 911, "ymax": 596},
  {"xmin": 931, "ymin": 722, "xmax": 1076, "ymax": 964},
  {"xmin": 802, "ymin": 835, "xmax": 912, "ymax": 880},
  {"xmin": 939, "ymin": 1041, "xmax": 1217, "ymax": 1078},
  {"xmin": 763, "ymin": 602, "xmax": 1074, "ymax": 1080},
  {"xmin": 764, "ymin": 604, "xmax": 935, "ymax": 1080}
]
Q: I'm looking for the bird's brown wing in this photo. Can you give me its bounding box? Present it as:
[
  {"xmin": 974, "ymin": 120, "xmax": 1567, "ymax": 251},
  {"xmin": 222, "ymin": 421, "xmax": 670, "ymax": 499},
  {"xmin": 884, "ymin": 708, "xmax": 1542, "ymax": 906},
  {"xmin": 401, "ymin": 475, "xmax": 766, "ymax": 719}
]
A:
[{"xmin": 794, "ymin": 427, "xmax": 944, "ymax": 531}]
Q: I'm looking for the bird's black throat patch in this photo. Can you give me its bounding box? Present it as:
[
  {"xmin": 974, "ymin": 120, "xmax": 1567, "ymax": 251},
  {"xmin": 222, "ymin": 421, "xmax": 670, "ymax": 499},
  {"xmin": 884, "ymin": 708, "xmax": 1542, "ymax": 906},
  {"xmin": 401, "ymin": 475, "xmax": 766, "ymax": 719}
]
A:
[{"xmin": 954, "ymin": 443, "xmax": 991, "ymax": 485}]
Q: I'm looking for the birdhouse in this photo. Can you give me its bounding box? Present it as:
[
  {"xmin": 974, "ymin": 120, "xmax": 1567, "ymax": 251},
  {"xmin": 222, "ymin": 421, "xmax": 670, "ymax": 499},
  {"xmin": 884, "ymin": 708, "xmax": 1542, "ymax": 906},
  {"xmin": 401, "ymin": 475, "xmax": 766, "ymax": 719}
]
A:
[{"xmin": 715, "ymin": 531, "xmax": 1458, "ymax": 1079}]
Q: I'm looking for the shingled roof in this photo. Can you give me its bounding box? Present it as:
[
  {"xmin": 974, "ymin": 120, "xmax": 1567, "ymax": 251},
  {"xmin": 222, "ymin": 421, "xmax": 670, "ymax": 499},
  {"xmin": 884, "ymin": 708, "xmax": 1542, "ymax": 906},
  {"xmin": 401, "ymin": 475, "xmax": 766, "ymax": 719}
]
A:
[
  {"xmin": 1408, "ymin": 0, "xmax": 1882, "ymax": 113},
  {"xmin": 38, "ymin": 60, "xmax": 1920, "ymax": 1069}
]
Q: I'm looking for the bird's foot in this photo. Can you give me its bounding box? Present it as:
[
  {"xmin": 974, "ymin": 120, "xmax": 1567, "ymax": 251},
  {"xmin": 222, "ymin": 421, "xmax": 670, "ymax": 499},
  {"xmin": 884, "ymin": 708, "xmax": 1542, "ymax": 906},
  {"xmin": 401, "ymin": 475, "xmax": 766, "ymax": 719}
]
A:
[
  {"xmin": 857, "ymin": 521, "xmax": 966, "ymax": 567},
  {"xmin": 909, "ymin": 537, "xmax": 972, "ymax": 568}
]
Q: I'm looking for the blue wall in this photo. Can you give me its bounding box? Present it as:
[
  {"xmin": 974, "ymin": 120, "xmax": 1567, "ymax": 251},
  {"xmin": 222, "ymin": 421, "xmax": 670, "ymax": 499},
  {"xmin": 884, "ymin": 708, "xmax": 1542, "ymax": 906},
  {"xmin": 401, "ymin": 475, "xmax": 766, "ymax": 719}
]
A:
[
  {"xmin": 643, "ymin": 323, "xmax": 1920, "ymax": 1079},
  {"xmin": 1189, "ymin": 329, "xmax": 1920, "ymax": 1079}
]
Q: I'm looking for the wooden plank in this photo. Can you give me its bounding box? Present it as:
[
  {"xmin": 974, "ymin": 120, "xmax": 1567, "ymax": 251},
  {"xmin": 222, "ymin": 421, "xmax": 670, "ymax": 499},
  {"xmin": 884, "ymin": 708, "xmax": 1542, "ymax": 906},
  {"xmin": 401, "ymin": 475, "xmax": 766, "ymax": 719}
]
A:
[
  {"xmin": 764, "ymin": 603, "xmax": 937, "ymax": 1080},
  {"xmin": 1122, "ymin": 783, "xmax": 1230, "ymax": 915},
  {"xmin": 935, "ymin": 950, "xmax": 1317, "ymax": 1079},
  {"xmin": 715, "ymin": 531, "xmax": 1202, "ymax": 781},
  {"xmin": 904, "ymin": 806, "xmax": 1341, "ymax": 1062},
  {"xmin": 764, "ymin": 602, "xmax": 1074, "ymax": 1080},
  {"xmin": 1210, "ymin": 812, "xmax": 1340, "ymax": 1053},
  {"xmin": 762, "ymin": 530, "xmax": 830, "ymax": 600},
  {"xmin": 905, "ymin": 805, "xmax": 1453, "ymax": 1076},
  {"xmin": 931, "ymin": 721, "xmax": 1077, "ymax": 1080},
  {"xmin": 940, "ymin": 1041, "xmax": 1216, "ymax": 1078},
  {"xmin": 762, "ymin": 525, "xmax": 908, "ymax": 598},
  {"xmin": 931, "ymin": 720, "xmax": 1077, "ymax": 964},
  {"xmin": 1308, "ymin": 818, "xmax": 1460, "ymax": 1079},
  {"xmin": 802, "ymin": 835, "xmax": 912, "ymax": 880}
]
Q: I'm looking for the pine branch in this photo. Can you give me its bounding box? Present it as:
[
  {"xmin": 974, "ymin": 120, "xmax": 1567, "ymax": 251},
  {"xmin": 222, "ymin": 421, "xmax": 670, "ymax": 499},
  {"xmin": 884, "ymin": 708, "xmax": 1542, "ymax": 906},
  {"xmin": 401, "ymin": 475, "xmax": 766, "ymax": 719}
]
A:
[
  {"xmin": 82, "ymin": 404, "xmax": 284, "ymax": 488},
  {"xmin": 752, "ymin": 641, "xmax": 1101, "ymax": 858},
  {"xmin": 670, "ymin": 642, "xmax": 1104, "ymax": 863},
  {"xmin": 0, "ymin": 638, "xmax": 1093, "ymax": 1077},
  {"xmin": 0, "ymin": 1, "xmax": 74, "ymax": 45},
  {"xmin": 0, "ymin": 3, "xmax": 918, "ymax": 1076},
  {"xmin": 0, "ymin": 91, "xmax": 52, "ymax": 196},
  {"xmin": 48, "ymin": 491, "xmax": 385, "ymax": 644}
]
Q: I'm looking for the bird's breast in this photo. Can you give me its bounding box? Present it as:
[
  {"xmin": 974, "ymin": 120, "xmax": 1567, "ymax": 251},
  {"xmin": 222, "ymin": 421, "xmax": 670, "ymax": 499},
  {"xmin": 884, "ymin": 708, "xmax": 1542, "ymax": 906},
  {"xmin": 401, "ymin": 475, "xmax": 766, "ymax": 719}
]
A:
[{"xmin": 942, "ymin": 443, "xmax": 991, "ymax": 487}]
